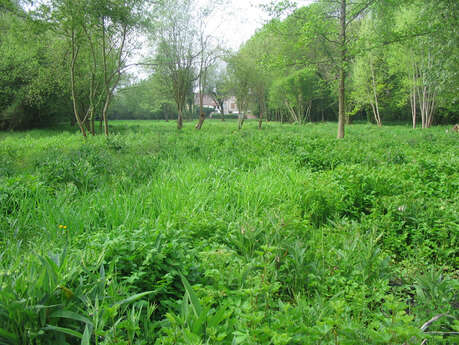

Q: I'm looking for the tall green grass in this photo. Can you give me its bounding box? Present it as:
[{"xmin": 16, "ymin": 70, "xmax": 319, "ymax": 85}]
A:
[{"xmin": 0, "ymin": 120, "xmax": 458, "ymax": 344}]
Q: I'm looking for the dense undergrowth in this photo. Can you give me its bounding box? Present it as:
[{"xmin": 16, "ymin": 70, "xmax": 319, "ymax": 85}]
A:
[{"xmin": 0, "ymin": 121, "xmax": 458, "ymax": 344}]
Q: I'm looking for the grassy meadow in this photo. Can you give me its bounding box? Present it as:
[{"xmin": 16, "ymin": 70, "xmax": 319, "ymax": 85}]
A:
[{"xmin": 0, "ymin": 120, "xmax": 458, "ymax": 344}]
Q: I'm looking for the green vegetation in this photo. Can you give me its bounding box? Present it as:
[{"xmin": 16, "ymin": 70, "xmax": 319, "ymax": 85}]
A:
[
  {"xmin": 1, "ymin": 1, "xmax": 458, "ymax": 344},
  {"xmin": 1, "ymin": 121, "xmax": 457, "ymax": 344},
  {"xmin": 2, "ymin": 1, "xmax": 458, "ymax": 135}
]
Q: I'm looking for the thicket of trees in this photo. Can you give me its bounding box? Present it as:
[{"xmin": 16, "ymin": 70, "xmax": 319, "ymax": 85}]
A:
[
  {"xmin": 1, "ymin": 0, "xmax": 458, "ymax": 137},
  {"xmin": 227, "ymin": 0, "xmax": 459, "ymax": 136}
]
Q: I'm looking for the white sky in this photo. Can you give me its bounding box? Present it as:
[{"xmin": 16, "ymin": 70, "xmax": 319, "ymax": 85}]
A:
[
  {"xmin": 205, "ymin": 0, "xmax": 313, "ymax": 50},
  {"xmin": 132, "ymin": 0, "xmax": 313, "ymax": 78},
  {"xmin": 205, "ymin": 0, "xmax": 271, "ymax": 50}
]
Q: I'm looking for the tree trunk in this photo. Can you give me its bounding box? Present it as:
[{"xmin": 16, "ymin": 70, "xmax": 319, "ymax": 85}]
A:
[
  {"xmin": 337, "ymin": 0, "xmax": 347, "ymax": 139},
  {"xmin": 70, "ymin": 31, "xmax": 86, "ymax": 138},
  {"xmin": 195, "ymin": 93, "xmax": 205, "ymax": 129},
  {"xmin": 90, "ymin": 109, "xmax": 95, "ymax": 135},
  {"xmin": 177, "ymin": 107, "xmax": 183, "ymax": 129},
  {"xmin": 306, "ymin": 100, "xmax": 312, "ymax": 122},
  {"xmin": 370, "ymin": 60, "xmax": 382, "ymax": 127},
  {"xmin": 285, "ymin": 101, "xmax": 298, "ymax": 123},
  {"xmin": 411, "ymin": 64, "xmax": 417, "ymax": 129},
  {"xmin": 238, "ymin": 112, "xmax": 245, "ymax": 130},
  {"xmin": 195, "ymin": 111, "xmax": 205, "ymax": 129},
  {"xmin": 258, "ymin": 107, "xmax": 263, "ymax": 129},
  {"xmin": 102, "ymin": 93, "xmax": 111, "ymax": 136}
]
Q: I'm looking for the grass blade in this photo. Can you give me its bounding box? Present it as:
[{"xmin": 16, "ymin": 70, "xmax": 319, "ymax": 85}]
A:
[
  {"xmin": 180, "ymin": 273, "xmax": 202, "ymax": 317},
  {"xmin": 0, "ymin": 328, "xmax": 18, "ymax": 344},
  {"xmin": 113, "ymin": 291, "xmax": 153, "ymax": 306},
  {"xmin": 43, "ymin": 324, "xmax": 83, "ymax": 339},
  {"xmin": 49, "ymin": 310, "xmax": 93, "ymax": 326},
  {"xmin": 81, "ymin": 325, "xmax": 90, "ymax": 345}
]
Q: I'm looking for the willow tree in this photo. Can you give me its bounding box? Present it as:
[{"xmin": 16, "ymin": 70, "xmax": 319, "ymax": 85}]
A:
[
  {"xmin": 227, "ymin": 53, "xmax": 251, "ymax": 130},
  {"xmin": 153, "ymin": 0, "xmax": 197, "ymax": 130},
  {"xmin": 266, "ymin": 0, "xmax": 383, "ymax": 137},
  {"xmin": 44, "ymin": 0, "xmax": 147, "ymax": 137},
  {"xmin": 194, "ymin": 4, "xmax": 220, "ymax": 130}
]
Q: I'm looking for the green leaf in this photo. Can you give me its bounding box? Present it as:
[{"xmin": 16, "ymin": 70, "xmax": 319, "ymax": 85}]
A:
[
  {"xmin": 191, "ymin": 306, "xmax": 209, "ymax": 335},
  {"xmin": 43, "ymin": 325, "xmax": 83, "ymax": 339},
  {"xmin": 81, "ymin": 325, "xmax": 91, "ymax": 345},
  {"xmin": 0, "ymin": 328, "xmax": 18, "ymax": 343},
  {"xmin": 49, "ymin": 310, "xmax": 93, "ymax": 326},
  {"xmin": 208, "ymin": 306, "xmax": 230, "ymax": 328},
  {"xmin": 180, "ymin": 273, "xmax": 202, "ymax": 317},
  {"xmin": 113, "ymin": 291, "xmax": 153, "ymax": 307}
]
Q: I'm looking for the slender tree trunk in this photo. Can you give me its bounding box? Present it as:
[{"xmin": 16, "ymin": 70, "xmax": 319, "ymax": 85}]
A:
[
  {"xmin": 90, "ymin": 111, "xmax": 95, "ymax": 135},
  {"xmin": 83, "ymin": 25, "xmax": 98, "ymax": 136},
  {"xmin": 84, "ymin": 115, "xmax": 91, "ymax": 132},
  {"xmin": 370, "ymin": 102, "xmax": 377, "ymax": 125},
  {"xmin": 70, "ymin": 29, "xmax": 86, "ymax": 138},
  {"xmin": 195, "ymin": 93, "xmax": 205, "ymax": 129},
  {"xmin": 422, "ymin": 87, "xmax": 427, "ymax": 129},
  {"xmin": 102, "ymin": 93, "xmax": 111, "ymax": 136},
  {"xmin": 370, "ymin": 60, "xmax": 382, "ymax": 127},
  {"xmin": 258, "ymin": 103, "xmax": 263, "ymax": 129},
  {"xmin": 337, "ymin": 0, "xmax": 347, "ymax": 139},
  {"xmin": 196, "ymin": 112, "xmax": 205, "ymax": 129},
  {"xmin": 306, "ymin": 100, "xmax": 312, "ymax": 122},
  {"xmin": 177, "ymin": 106, "xmax": 183, "ymax": 129},
  {"xmin": 425, "ymin": 88, "xmax": 435, "ymax": 128},
  {"xmin": 285, "ymin": 101, "xmax": 298, "ymax": 122},
  {"xmin": 411, "ymin": 63, "xmax": 417, "ymax": 129},
  {"xmin": 195, "ymin": 63, "xmax": 205, "ymax": 129},
  {"xmin": 238, "ymin": 113, "xmax": 245, "ymax": 129},
  {"xmin": 297, "ymin": 93, "xmax": 304, "ymax": 124}
]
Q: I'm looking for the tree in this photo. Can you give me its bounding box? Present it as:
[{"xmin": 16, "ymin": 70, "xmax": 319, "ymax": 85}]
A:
[
  {"xmin": 42, "ymin": 0, "xmax": 148, "ymax": 137},
  {"xmin": 391, "ymin": 0, "xmax": 459, "ymax": 128},
  {"xmin": 153, "ymin": 0, "xmax": 198, "ymax": 130},
  {"xmin": 350, "ymin": 17, "xmax": 387, "ymax": 127},
  {"xmin": 266, "ymin": 0, "xmax": 383, "ymax": 137},
  {"xmin": 0, "ymin": 3, "xmax": 72, "ymax": 130},
  {"xmin": 194, "ymin": 4, "xmax": 220, "ymax": 130},
  {"xmin": 227, "ymin": 53, "xmax": 251, "ymax": 130},
  {"xmin": 316, "ymin": 0, "xmax": 383, "ymax": 137},
  {"xmin": 239, "ymin": 29, "xmax": 274, "ymax": 129}
]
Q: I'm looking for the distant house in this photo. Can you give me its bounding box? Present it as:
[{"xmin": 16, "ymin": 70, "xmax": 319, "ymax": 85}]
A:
[
  {"xmin": 194, "ymin": 94, "xmax": 217, "ymax": 109},
  {"xmin": 194, "ymin": 94, "xmax": 241, "ymax": 114},
  {"xmin": 223, "ymin": 96, "xmax": 239, "ymax": 114}
]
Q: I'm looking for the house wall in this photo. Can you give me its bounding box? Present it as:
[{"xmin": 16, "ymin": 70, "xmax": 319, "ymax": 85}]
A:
[
  {"xmin": 223, "ymin": 96, "xmax": 239, "ymax": 114},
  {"xmin": 194, "ymin": 94, "xmax": 242, "ymax": 115},
  {"xmin": 194, "ymin": 94, "xmax": 218, "ymax": 109}
]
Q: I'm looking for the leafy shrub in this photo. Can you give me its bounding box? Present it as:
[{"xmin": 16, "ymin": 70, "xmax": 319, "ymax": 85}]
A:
[
  {"xmin": 88, "ymin": 227, "xmax": 202, "ymax": 319},
  {"xmin": 35, "ymin": 145, "xmax": 113, "ymax": 192}
]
